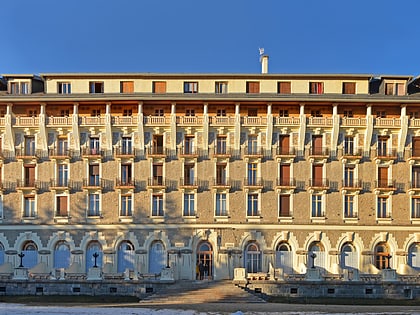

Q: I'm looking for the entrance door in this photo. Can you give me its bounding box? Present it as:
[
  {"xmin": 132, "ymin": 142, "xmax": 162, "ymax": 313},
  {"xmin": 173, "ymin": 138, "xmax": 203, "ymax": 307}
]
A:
[{"xmin": 197, "ymin": 242, "xmax": 213, "ymax": 280}]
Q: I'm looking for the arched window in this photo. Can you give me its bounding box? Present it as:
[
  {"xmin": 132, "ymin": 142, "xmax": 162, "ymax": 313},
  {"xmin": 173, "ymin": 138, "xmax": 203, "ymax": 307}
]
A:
[
  {"xmin": 308, "ymin": 242, "xmax": 326, "ymax": 270},
  {"xmin": 374, "ymin": 242, "xmax": 390, "ymax": 270},
  {"xmin": 408, "ymin": 243, "xmax": 420, "ymax": 270},
  {"xmin": 54, "ymin": 241, "xmax": 70, "ymax": 269},
  {"xmin": 86, "ymin": 241, "xmax": 103, "ymax": 272},
  {"xmin": 340, "ymin": 242, "xmax": 358, "ymax": 270},
  {"xmin": 0, "ymin": 243, "xmax": 4, "ymax": 266},
  {"xmin": 275, "ymin": 242, "xmax": 293, "ymax": 274},
  {"xmin": 22, "ymin": 241, "xmax": 38, "ymax": 268},
  {"xmin": 149, "ymin": 241, "xmax": 166, "ymax": 274},
  {"xmin": 117, "ymin": 241, "xmax": 135, "ymax": 273},
  {"xmin": 245, "ymin": 242, "xmax": 261, "ymax": 273},
  {"xmin": 197, "ymin": 241, "xmax": 213, "ymax": 279}
]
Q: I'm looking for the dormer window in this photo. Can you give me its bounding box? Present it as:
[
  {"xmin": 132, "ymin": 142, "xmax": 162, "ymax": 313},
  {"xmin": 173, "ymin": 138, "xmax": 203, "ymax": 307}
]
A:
[
  {"xmin": 89, "ymin": 81, "xmax": 104, "ymax": 94},
  {"xmin": 58, "ymin": 82, "xmax": 71, "ymax": 94},
  {"xmin": 184, "ymin": 82, "xmax": 198, "ymax": 93},
  {"xmin": 342, "ymin": 82, "xmax": 356, "ymax": 94},
  {"xmin": 10, "ymin": 82, "xmax": 29, "ymax": 94},
  {"xmin": 309, "ymin": 82, "xmax": 324, "ymax": 94},
  {"xmin": 385, "ymin": 83, "xmax": 405, "ymax": 95}
]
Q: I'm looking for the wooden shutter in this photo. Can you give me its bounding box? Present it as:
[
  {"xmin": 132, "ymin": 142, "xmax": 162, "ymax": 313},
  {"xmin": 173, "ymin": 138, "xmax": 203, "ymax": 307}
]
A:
[
  {"xmin": 280, "ymin": 135, "xmax": 289, "ymax": 154},
  {"xmin": 397, "ymin": 83, "xmax": 405, "ymax": 95},
  {"xmin": 313, "ymin": 164, "xmax": 323, "ymax": 186},
  {"xmin": 343, "ymin": 82, "xmax": 356, "ymax": 94},
  {"xmin": 90, "ymin": 164, "xmax": 99, "ymax": 176},
  {"xmin": 121, "ymin": 81, "xmax": 134, "ymax": 93},
  {"xmin": 312, "ymin": 136, "xmax": 323, "ymax": 154},
  {"xmin": 57, "ymin": 196, "xmax": 68, "ymax": 216},
  {"xmin": 280, "ymin": 164, "xmax": 290, "ymax": 185},
  {"xmin": 279, "ymin": 195, "xmax": 290, "ymax": 217},
  {"xmin": 247, "ymin": 82, "xmax": 260, "ymax": 93},
  {"xmin": 413, "ymin": 137, "xmax": 420, "ymax": 156},
  {"xmin": 378, "ymin": 167, "xmax": 388, "ymax": 186},
  {"xmin": 154, "ymin": 164, "xmax": 163, "ymax": 176},
  {"xmin": 278, "ymin": 82, "xmax": 291, "ymax": 94},
  {"xmin": 153, "ymin": 81, "xmax": 166, "ymax": 93},
  {"xmin": 385, "ymin": 83, "xmax": 394, "ymax": 95}
]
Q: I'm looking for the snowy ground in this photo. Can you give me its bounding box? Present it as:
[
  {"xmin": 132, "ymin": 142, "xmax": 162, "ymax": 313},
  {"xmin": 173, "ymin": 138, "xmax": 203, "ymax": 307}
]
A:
[{"xmin": 0, "ymin": 304, "xmax": 420, "ymax": 315}]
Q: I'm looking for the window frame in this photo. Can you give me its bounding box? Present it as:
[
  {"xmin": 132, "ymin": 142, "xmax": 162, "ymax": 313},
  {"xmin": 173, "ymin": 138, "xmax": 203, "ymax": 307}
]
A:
[{"xmin": 184, "ymin": 82, "xmax": 198, "ymax": 94}]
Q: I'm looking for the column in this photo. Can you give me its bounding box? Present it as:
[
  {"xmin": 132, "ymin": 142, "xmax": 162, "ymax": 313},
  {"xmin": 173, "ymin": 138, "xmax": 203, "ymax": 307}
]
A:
[
  {"xmin": 104, "ymin": 102, "xmax": 112, "ymax": 153},
  {"xmin": 170, "ymin": 102, "xmax": 176, "ymax": 151},
  {"xmin": 4, "ymin": 103, "xmax": 14, "ymax": 155},
  {"xmin": 266, "ymin": 103, "xmax": 273, "ymax": 154},
  {"xmin": 203, "ymin": 103, "xmax": 209, "ymax": 154},
  {"xmin": 38, "ymin": 103, "xmax": 48, "ymax": 156},
  {"xmin": 71, "ymin": 103, "xmax": 80, "ymax": 154},
  {"xmin": 297, "ymin": 103, "xmax": 306, "ymax": 156},
  {"xmin": 136, "ymin": 102, "xmax": 145, "ymax": 157},
  {"xmin": 331, "ymin": 103, "xmax": 340, "ymax": 158},
  {"xmin": 234, "ymin": 103, "xmax": 241, "ymax": 153},
  {"xmin": 398, "ymin": 104, "xmax": 408, "ymax": 158},
  {"xmin": 364, "ymin": 104, "xmax": 373, "ymax": 156}
]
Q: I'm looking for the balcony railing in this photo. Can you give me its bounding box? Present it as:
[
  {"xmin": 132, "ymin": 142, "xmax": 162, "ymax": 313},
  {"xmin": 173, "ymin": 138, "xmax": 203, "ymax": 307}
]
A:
[
  {"xmin": 179, "ymin": 146, "xmax": 199, "ymax": 157},
  {"xmin": 374, "ymin": 180, "xmax": 396, "ymax": 189},
  {"xmin": 147, "ymin": 146, "xmax": 166, "ymax": 157},
  {"xmin": 17, "ymin": 179, "xmax": 39, "ymax": 189},
  {"xmin": 115, "ymin": 177, "xmax": 135, "ymax": 188},
  {"xmin": 213, "ymin": 146, "xmax": 232, "ymax": 157},
  {"xmin": 176, "ymin": 116, "xmax": 204, "ymax": 125},
  {"xmin": 143, "ymin": 116, "xmax": 171, "ymax": 125},
  {"xmin": 307, "ymin": 117, "xmax": 333, "ymax": 126},
  {"xmin": 50, "ymin": 178, "xmax": 70, "ymax": 188},
  {"xmin": 82, "ymin": 178, "xmax": 104, "ymax": 188},
  {"xmin": 243, "ymin": 177, "xmax": 263, "ymax": 187},
  {"xmin": 376, "ymin": 149, "xmax": 397, "ymax": 159},
  {"xmin": 275, "ymin": 116, "xmax": 300, "ymax": 125},
  {"xmin": 375, "ymin": 118, "xmax": 401, "ymax": 127},
  {"xmin": 408, "ymin": 149, "xmax": 420, "ymax": 159},
  {"xmin": 114, "ymin": 146, "xmax": 135, "ymax": 157},
  {"xmin": 243, "ymin": 146, "xmax": 263, "ymax": 157},
  {"xmin": 179, "ymin": 177, "xmax": 199, "ymax": 188},
  {"xmin": 341, "ymin": 148, "xmax": 363, "ymax": 158},
  {"xmin": 147, "ymin": 177, "xmax": 166, "ymax": 187},
  {"xmin": 308, "ymin": 178, "xmax": 329, "ymax": 188},
  {"xmin": 275, "ymin": 178, "xmax": 296, "ymax": 187},
  {"xmin": 81, "ymin": 147, "xmax": 103, "ymax": 157},
  {"xmin": 341, "ymin": 179, "xmax": 362, "ymax": 189},
  {"xmin": 15, "ymin": 147, "xmax": 37, "ymax": 158},
  {"xmin": 112, "ymin": 116, "xmax": 138, "ymax": 126},
  {"xmin": 46, "ymin": 116, "xmax": 72, "ymax": 126},
  {"xmin": 309, "ymin": 147, "xmax": 329, "ymax": 157},
  {"xmin": 13, "ymin": 116, "xmax": 39, "ymax": 127},
  {"xmin": 341, "ymin": 117, "xmax": 367, "ymax": 127},
  {"xmin": 209, "ymin": 116, "xmax": 236, "ymax": 126},
  {"xmin": 242, "ymin": 116, "xmax": 267, "ymax": 126},
  {"xmin": 79, "ymin": 116, "xmax": 106, "ymax": 126},
  {"xmin": 49, "ymin": 148, "xmax": 70, "ymax": 158},
  {"xmin": 212, "ymin": 177, "xmax": 231, "ymax": 187},
  {"xmin": 275, "ymin": 147, "xmax": 296, "ymax": 156}
]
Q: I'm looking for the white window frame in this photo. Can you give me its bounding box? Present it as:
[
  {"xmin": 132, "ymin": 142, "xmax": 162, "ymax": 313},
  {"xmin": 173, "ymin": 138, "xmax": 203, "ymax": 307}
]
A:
[
  {"xmin": 343, "ymin": 194, "xmax": 358, "ymax": 219},
  {"xmin": 411, "ymin": 197, "xmax": 420, "ymax": 219},
  {"xmin": 151, "ymin": 193, "xmax": 164, "ymax": 217},
  {"xmin": 0, "ymin": 195, "xmax": 3, "ymax": 219},
  {"xmin": 311, "ymin": 193, "xmax": 325, "ymax": 218},
  {"xmin": 87, "ymin": 193, "xmax": 101, "ymax": 217},
  {"xmin": 214, "ymin": 191, "xmax": 228, "ymax": 217},
  {"xmin": 54, "ymin": 193, "xmax": 69, "ymax": 217},
  {"xmin": 376, "ymin": 195, "xmax": 391, "ymax": 219},
  {"xmin": 22, "ymin": 195, "xmax": 36, "ymax": 218},
  {"xmin": 182, "ymin": 191, "xmax": 196, "ymax": 217},
  {"xmin": 58, "ymin": 82, "xmax": 71, "ymax": 94},
  {"xmin": 120, "ymin": 193, "xmax": 133, "ymax": 217},
  {"xmin": 246, "ymin": 192, "xmax": 260, "ymax": 217}
]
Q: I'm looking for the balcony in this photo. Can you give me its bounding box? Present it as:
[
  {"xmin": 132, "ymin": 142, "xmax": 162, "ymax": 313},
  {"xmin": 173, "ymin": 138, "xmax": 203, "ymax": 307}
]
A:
[
  {"xmin": 13, "ymin": 116, "xmax": 39, "ymax": 127},
  {"xmin": 46, "ymin": 116, "xmax": 72, "ymax": 126},
  {"xmin": 81, "ymin": 147, "xmax": 103, "ymax": 158},
  {"xmin": 176, "ymin": 116, "xmax": 204, "ymax": 126},
  {"xmin": 275, "ymin": 147, "xmax": 296, "ymax": 158},
  {"xmin": 179, "ymin": 177, "xmax": 199, "ymax": 189},
  {"xmin": 275, "ymin": 177, "xmax": 296, "ymax": 188},
  {"xmin": 143, "ymin": 115, "xmax": 171, "ymax": 126},
  {"xmin": 15, "ymin": 147, "xmax": 37, "ymax": 159},
  {"xmin": 375, "ymin": 149, "xmax": 397, "ymax": 161},
  {"xmin": 274, "ymin": 116, "xmax": 300, "ymax": 126},
  {"xmin": 79, "ymin": 116, "xmax": 106, "ymax": 126},
  {"xmin": 408, "ymin": 181, "xmax": 420, "ymax": 192},
  {"xmin": 179, "ymin": 146, "xmax": 199, "ymax": 158},
  {"xmin": 147, "ymin": 177, "xmax": 166, "ymax": 189},
  {"xmin": 243, "ymin": 177, "xmax": 263, "ymax": 189},
  {"xmin": 211, "ymin": 177, "xmax": 231, "ymax": 189},
  {"xmin": 50, "ymin": 178, "xmax": 70, "ymax": 190},
  {"xmin": 242, "ymin": 116, "xmax": 267, "ymax": 126},
  {"xmin": 111, "ymin": 115, "xmax": 138, "ymax": 126},
  {"xmin": 408, "ymin": 149, "xmax": 420, "ymax": 162},
  {"xmin": 17, "ymin": 179, "xmax": 39, "ymax": 190},
  {"xmin": 243, "ymin": 146, "xmax": 263, "ymax": 158},
  {"xmin": 209, "ymin": 116, "xmax": 236, "ymax": 126},
  {"xmin": 115, "ymin": 177, "xmax": 136, "ymax": 189},
  {"xmin": 147, "ymin": 146, "xmax": 166, "ymax": 158},
  {"xmin": 309, "ymin": 147, "xmax": 329, "ymax": 158},
  {"xmin": 374, "ymin": 180, "xmax": 396, "ymax": 192},
  {"xmin": 341, "ymin": 179, "xmax": 362, "ymax": 190},
  {"xmin": 341, "ymin": 117, "xmax": 367, "ymax": 127},
  {"xmin": 308, "ymin": 178, "xmax": 329, "ymax": 190},
  {"xmin": 307, "ymin": 117, "xmax": 333, "ymax": 127},
  {"xmin": 374, "ymin": 117, "xmax": 401, "ymax": 128},
  {"xmin": 114, "ymin": 146, "xmax": 135, "ymax": 158},
  {"xmin": 340, "ymin": 148, "xmax": 363, "ymax": 160},
  {"xmin": 213, "ymin": 146, "xmax": 232, "ymax": 158},
  {"xmin": 49, "ymin": 148, "xmax": 71, "ymax": 159},
  {"xmin": 82, "ymin": 178, "xmax": 104, "ymax": 189}
]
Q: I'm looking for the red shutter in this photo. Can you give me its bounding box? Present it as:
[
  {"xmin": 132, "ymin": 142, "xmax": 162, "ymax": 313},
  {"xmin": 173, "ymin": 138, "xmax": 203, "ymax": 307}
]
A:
[{"xmin": 279, "ymin": 195, "xmax": 290, "ymax": 216}]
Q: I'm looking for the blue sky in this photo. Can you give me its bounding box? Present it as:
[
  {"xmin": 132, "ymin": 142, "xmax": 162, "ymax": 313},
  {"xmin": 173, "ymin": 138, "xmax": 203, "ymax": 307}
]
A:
[{"xmin": 1, "ymin": 0, "xmax": 419, "ymax": 75}]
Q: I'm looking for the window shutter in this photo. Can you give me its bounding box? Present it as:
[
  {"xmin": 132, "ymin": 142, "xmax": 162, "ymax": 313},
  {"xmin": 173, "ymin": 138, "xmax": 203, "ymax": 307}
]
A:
[
  {"xmin": 279, "ymin": 195, "xmax": 290, "ymax": 216},
  {"xmin": 57, "ymin": 196, "xmax": 68, "ymax": 216},
  {"xmin": 278, "ymin": 82, "xmax": 291, "ymax": 94},
  {"xmin": 154, "ymin": 82, "xmax": 166, "ymax": 93}
]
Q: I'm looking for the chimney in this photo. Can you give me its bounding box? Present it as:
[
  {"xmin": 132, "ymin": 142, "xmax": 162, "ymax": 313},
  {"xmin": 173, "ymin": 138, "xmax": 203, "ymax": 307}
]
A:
[{"xmin": 261, "ymin": 55, "xmax": 269, "ymax": 74}]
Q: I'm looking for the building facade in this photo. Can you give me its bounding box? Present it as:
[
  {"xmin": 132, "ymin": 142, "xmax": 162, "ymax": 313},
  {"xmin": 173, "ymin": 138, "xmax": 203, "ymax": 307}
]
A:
[{"xmin": 0, "ymin": 71, "xmax": 420, "ymax": 281}]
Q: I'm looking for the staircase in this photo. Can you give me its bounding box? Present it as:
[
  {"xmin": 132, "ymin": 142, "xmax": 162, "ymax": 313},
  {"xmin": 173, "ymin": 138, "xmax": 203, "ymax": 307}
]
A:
[{"xmin": 139, "ymin": 280, "xmax": 266, "ymax": 305}]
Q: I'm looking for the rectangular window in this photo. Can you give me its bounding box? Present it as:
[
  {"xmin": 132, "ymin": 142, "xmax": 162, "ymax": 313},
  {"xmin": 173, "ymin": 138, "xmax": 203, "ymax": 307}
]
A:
[
  {"xmin": 216, "ymin": 136, "xmax": 227, "ymax": 155},
  {"xmin": 385, "ymin": 83, "xmax": 405, "ymax": 96},
  {"xmin": 279, "ymin": 164, "xmax": 291, "ymax": 186},
  {"xmin": 57, "ymin": 137, "xmax": 68, "ymax": 156},
  {"xmin": 56, "ymin": 195, "xmax": 68, "ymax": 217},
  {"xmin": 215, "ymin": 193, "xmax": 227, "ymax": 216},
  {"xmin": 311, "ymin": 195, "xmax": 323, "ymax": 217},
  {"xmin": 123, "ymin": 109, "xmax": 132, "ymax": 116},
  {"xmin": 152, "ymin": 163, "xmax": 163, "ymax": 185},
  {"xmin": 10, "ymin": 82, "xmax": 19, "ymax": 94},
  {"xmin": 183, "ymin": 193, "xmax": 195, "ymax": 217},
  {"xmin": 344, "ymin": 136, "xmax": 354, "ymax": 155},
  {"xmin": 378, "ymin": 166, "xmax": 388, "ymax": 188},
  {"xmin": 412, "ymin": 166, "xmax": 420, "ymax": 189},
  {"xmin": 184, "ymin": 163, "xmax": 195, "ymax": 186},
  {"xmin": 91, "ymin": 109, "xmax": 101, "ymax": 116},
  {"xmin": 89, "ymin": 164, "xmax": 100, "ymax": 186},
  {"xmin": 89, "ymin": 137, "xmax": 100, "ymax": 155},
  {"xmin": 25, "ymin": 136, "xmax": 36, "ymax": 156},
  {"xmin": 377, "ymin": 196, "xmax": 389, "ymax": 218},
  {"xmin": 412, "ymin": 198, "xmax": 420, "ymax": 219},
  {"xmin": 89, "ymin": 81, "xmax": 104, "ymax": 93},
  {"xmin": 121, "ymin": 136, "xmax": 132, "ymax": 155},
  {"xmin": 279, "ymin": 110, "xmax": 289, "ymax": 117},
  {"xmin": 413, "ymin": 137, "xmax": 420, "ymax": 157},
  {"xmin": 343, "ymin": 110, "xmax": 353, "ymax": 118},
  {"xmin": 376, "ymin": 111, "xmax": 386, "ymax": 118},
  {"xmin": 312, "ymin": 135, "xmax": 323, "ymax": 155},
  {"xmin": 185, "ymin": 109, "xmax": 195, "ymax": 116},
  {"xmin": 120, "ymin": 81, "xmax": 134, "ymax": 93},
  {"xmin": 120, "ymin": 195, "xmax": 132, "ymax": 217},
  {"xmin": 278, "ymin": 82, "xmax": 291, "ymax": 94},
  {"xmin": 152, "ymin": 194, "xmax": 164, "ymax": 217},
  {"xmin": 183, "ymin": 136, "xmax": 195, "ymax": 154},
  {"xmin": 216, "ymin": 163, "xmax": 227, "ymax": 185},
  {"xmin": 342, "ymin": 82, "xmax": 356, "ymax": 94},
  {"xmin": 247, "ymin": 162, "xmax": 258, "ymax": 185},
  {"xmin": 247, "ymin": 135, "xmax": 258, "ymax": 154},
  {"xmin": 24, "ymin": 165, "xmax": 36, "ymax": 187},
  {"xmin": 279, "ymin": 195, "xmax": 290, "ymax": 217},
  {"xmin": 88, "ymin": 194, "xmax": 100, "ymax": 216},
  {"xmin": 23, "ymin": 195, "xmax": 35, "ymax": 218},
  {"xmin": 344, "ymin": 195, "xmax": 356, "ymax": 218},
  {"xmin": 344, "ymin": 165, "xmax": 355, "ymax": 187},
  {"xmin": 57, "ymin": 164, "xmax": 68, "ymax": 187},
  {"xmin": 309, "ymin": 82, "xmax": 324, "ymax": 94},
  {"xmin": 152, "ymin": 81, "xmax": 167, "ymax": 93},
  {"xmin": 216, "ymin": 109, "xmax": 226, "ymax": 116},
  {"xmin": 247, "ymin": 194, "xmax": 259, "ymax": 216},
  {"xmin": 58, "ymin": 82, "xmax": 71, "ymax": 94},
  {"xmin": 0, "ymin": 196, "xmax": 3, "ymax": 218},
  {"xmin": 278, "ymin": 135, "xmax": 290, "ymax": 155},
  {"xmin": 246, "ymin": 82, "xmax": 260, "ymax": 94},
  {"xmin": 184, "ymin": 82, "xmax": 198, "ymax": 93},
  {"xmin": 20, "ymin": 82, "xmax": 29, "ymax": 94},
  {"xmin": 377, "ymin": 136, "xmax": 388, "ymax": 156},
  {"xmin": 154, "ymin": 109, "xmax": 164, "ymax": 116},
  {"xmin": 215, "ymin": 82, "xmax": 228, "ymax": 93},
  {"xmin": 121, "ymin": 164, "xmax": 132, "ymax": 186}
]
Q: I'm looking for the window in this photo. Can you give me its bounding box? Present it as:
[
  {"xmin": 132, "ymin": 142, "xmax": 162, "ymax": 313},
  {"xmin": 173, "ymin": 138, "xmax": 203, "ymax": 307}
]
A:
[
  {"xmin": 183, "ymin": 193, "xmax": 195, "ymax": 217},
  {"xmin": 279, "ymin": 164, "xmax": 291, "ymax": 186},
  {"xmin": 89, "ymin": 137, "xmax": 100, "ymax": 155},
  {"xmin": 278, "ymin": 135, "xmax": 290, "ymax": 155},
  {"xmin": 0, "ymin": 196, "xmax": 3, "ymax": 219},
  {"xmin": 57, "ymin": 164, "xmax": 68, "ymax": 187},
  {"xmin": 412, "ymin": 198, "xmax": 420, "ymax": 219},
  {"xmin": 215, "ymin": 193, "xmax": 227, "ymax": 216},
  {"xmin": 312, "ymin": 164, "xmax": 323, "ymax": 187},
  {"xmin": 216, "ymin": 109, "xmax": 226, "ymax": 116},
  {"xmin": 152, "ymin": 194, "xmax": 164, "ymax": 217},
  {"xmin": 385, "ymin": 83, "xmax": 405, "ymax": 96},
  {"xmin": 60, "ymin": 109, "xmax": 70, "ymax": 116},
  {"xmin": 23, "ymin": 195, "xmax": 36, "ymax": 218},
  {"xmin": 278, "ymin": 81, "xmax": 291, "ymax": 94},
  {"xmin": 245, "ymin": 242, "xmax": 261, "ymax": 273},
  {"xmin": 123, "ymin": 109, "xmax": 132, "ymax": 116},
  {"xmin": 342, "ymin": 82, "xmax": 356, "ymax": 94},
  {"xmin": 377, "ymin": 136, "xmax": 388, "ymax": 156},
  {"xmin": 152, "ymin": 81, "xmax": 167, "ymax": 93},
  {"xmin": 89, "ymin": 81, "xmax": 104, "ymax": 93},
  {"xmin": 311, "ymin": 195, "xmax": 323, "ymax": 217},
  {"xmin": 311, "ymin": 110, "xmax": 322, "ymax": 117},
  {"xmin": 121, "ymin": 136, "xmax": 132, "ymax": 155},
  {"xmin": 344, "ymin": 165, "xmax": 355, "ymax": 187},
  {"xmin": 25, "ymin": 136, "xmax": 36, "ymax": 156},
  {"xmin": 10, "ymin": 82, "xmax": 29, "ymax": 94},
  {"xmin": 312, "ymin": 135, "xmax": 323, "ymax": 155},
  {"xmin": 377, "ymin": 196, "xmax": 389, "ymax": 218},
  {"xmin": 215, "ymin": 82, "xmax": 228, "ymax": 93},
  {"xmin": 20, "ymin": 82, "xmax": 29, "ymax": 94},
  {"xmin": 247, "ymin": 162, "xmax": 258, "ymax": 185},
  {"xmin": 120, "ymin": 81, "xmax": 134, "ymax": 93},
  {"xmin": 376, "ymin": 111, "xmax": 386, "ymax": 118},
  {"xmin": 88, "ymin": 194, "xmax": 100, "ymax": 216},
  {"xmin": 247, "ymin": 135, "xmax": 258, "ymax": 154},
  {"xmin": 216, "ymin": 163, "xmax": 227, "ymax": 185},
  {"xmin": 412, "ymin": 166, "xmax": 420, "ymax": 189},
  {"xmin": 10, "ymin": 82, "xmax": 19, "ymax": 94},
  {"xmin": 56, "ymin": 195, "xmax": 68, "ymax": 217},
  {"xmin": 57, "ymin": 137, "xmax": 68, "ymax": 156},
  {"xmin": 186, "ymin": 109, "xmax": 195, "ymax": 116},
  {"xmin": 375, "ymin": 242, "xmax": 390, "ymax": 269},
  {"xmin": 413, "ymin": 137, "xmax": 420, "ymax": 157},
  {"xmin": 247, "ymin": 194, "xmax": 259, "ymax": 217},
  {"xmin": 183, "ymin": 136, "xmax": 195, "ymax": 155},
  {"xmin": 279, "ymin": 110, "xmax": 289, "ymax": 117},
  {"xmin": 120, "ymin": 195, "xmax": 132, "ymax": 217},
  {"xmin": 248, "ymin": 108, "xmax": 258, "ymax": 116},
  {"xmin": 89, "ymin": 164, "xmax": 100, "ymax": 186},
  {"xmin": 154, "ymin": 109, "xmax": 164, "ymax": 116},
  {"xmin": 152, "ymin": 135, "xmax": 164, "ymax": 154},
  {"xmin": 24, "ymin": 165, "xmax": 36, "ymax": 187},
  {"xmin": 343, "ymin": 136, "xmax": 354, "ymax": 155},
  {"xmin": 309, "ymin": 82, "xmax": 324, "ymax": 94},
  {"xmin": 152, "ymin": 164, "xmax": 163, "ymax": 185},
  {"xmin": 54, "ymin": 241, "xmax": 70, "ymax": 269},
  {"xmin": 183, "ymin": 163, "xmax": 195, "ymax": 186},
  {"xmin": 246, "ymin": 81, "xmax": 260, "ymax": 94},
  {"xmin": 344, "ymin": 195, "xmax": 356, "ymax": 218},
  {"xmin": 279, "ymin": 194, "xmax": 290, "ymax": 217},
  {"xmin": 121, "ymin": 164, "xmax": 132, "ymax": 186},
  {"xmin": 216, "ymin": 136, "xmax": 227, "ymax": 155},
  {"xmin": 184, "ymin": 82, "xmax": 198, "ymax": 93},
  {"xmin": 343, "ymin": 110, "xmax": 353, "ymax": 118},
  {"xmin": 58, "ymin": 82, "xmax": 71, "ymax": 94}
]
